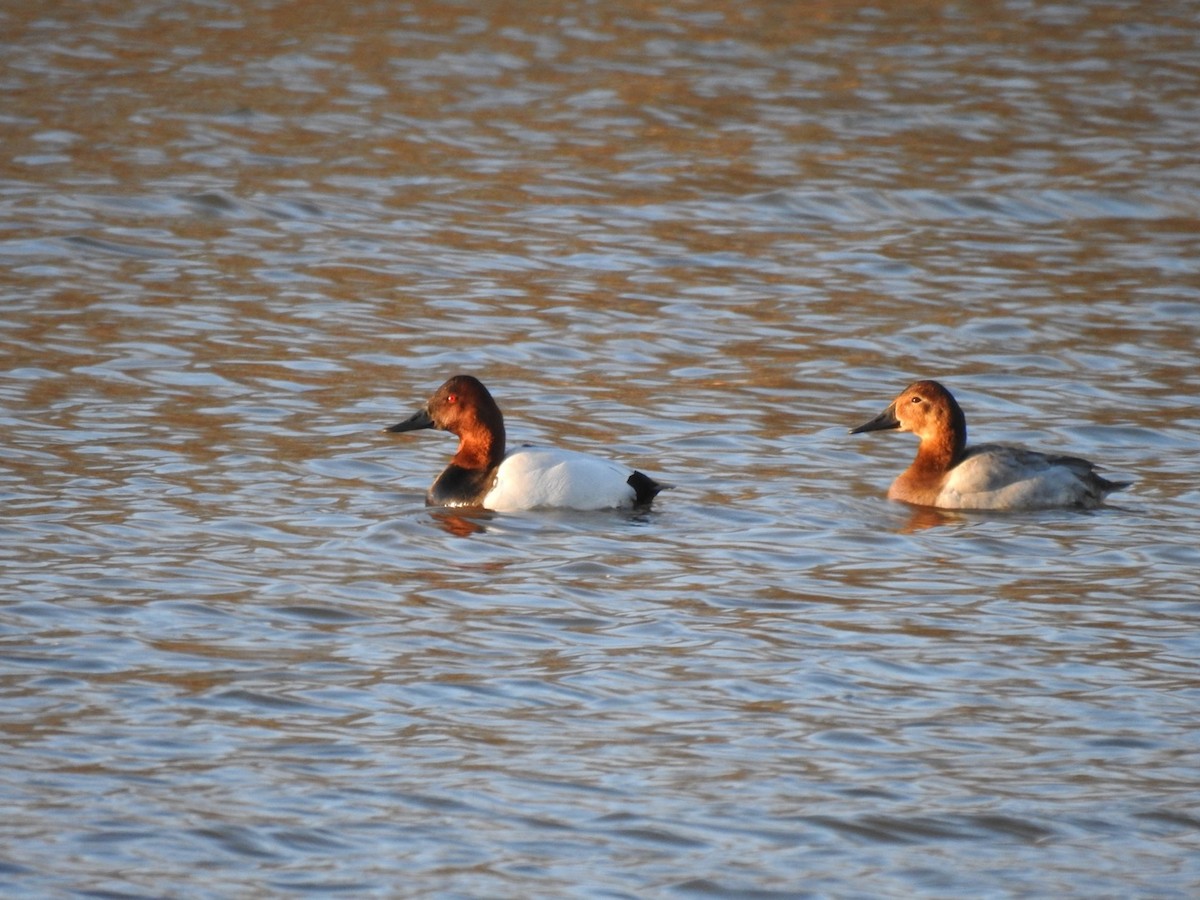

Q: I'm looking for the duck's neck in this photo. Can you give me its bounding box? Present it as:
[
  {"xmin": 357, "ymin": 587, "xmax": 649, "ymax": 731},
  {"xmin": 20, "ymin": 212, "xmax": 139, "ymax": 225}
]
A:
[
  {"xmin": 912, "ymin": 428, "xmax": 965, "ymax": 475},
  {"xmin": 450, "ymin": 412, "xmax": 506, "ymax": 472},
  {"xmin": 431, "ymin": 418, "xmax": 506, "ymax": 507},
  {"xmin": 891, "ymin": 432, "xmax": 966, "ymax": 505}
]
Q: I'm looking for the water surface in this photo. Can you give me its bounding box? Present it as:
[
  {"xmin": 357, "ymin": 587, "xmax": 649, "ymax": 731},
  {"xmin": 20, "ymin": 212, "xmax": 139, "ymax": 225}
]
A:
[{"xmin": 2, "ymin": 0, "xmax": 1199, "ymax": 896}]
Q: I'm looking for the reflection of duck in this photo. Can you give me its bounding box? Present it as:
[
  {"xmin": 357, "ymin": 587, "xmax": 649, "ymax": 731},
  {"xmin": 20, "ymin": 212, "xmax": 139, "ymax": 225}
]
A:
[
  {"xmin": 899, "ymin": 505, "xmax": 962, "ymax": 533},
  {"xmin": 850, "ymin": 380, "xmax": 1129, "ymax": 510},
  {"xmin": 430, "ymin": 508, "xmax": 490, "ymax": 537},
  {"xmin": 386, "ymin": 375, "xmax": 665, "ymax": 511}
]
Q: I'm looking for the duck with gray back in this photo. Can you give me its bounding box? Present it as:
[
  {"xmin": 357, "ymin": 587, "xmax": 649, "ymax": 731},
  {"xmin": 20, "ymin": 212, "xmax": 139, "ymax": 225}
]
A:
[{"xmin": 851, "ymin": 380, "xmax": 1129, "ymax": 510}]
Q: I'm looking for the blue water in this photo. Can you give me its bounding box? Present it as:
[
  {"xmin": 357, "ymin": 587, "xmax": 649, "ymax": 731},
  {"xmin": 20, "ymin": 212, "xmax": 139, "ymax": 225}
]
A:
[{"xmin": 2, "ymin": 0, "xmax": 1199, "ymax": 896}]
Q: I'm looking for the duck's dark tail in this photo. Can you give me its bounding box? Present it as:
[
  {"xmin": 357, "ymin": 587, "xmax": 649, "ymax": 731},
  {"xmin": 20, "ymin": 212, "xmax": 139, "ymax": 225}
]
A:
[
  {"xmin": 1095, "ymin": 474, "xmax": 1132, "ymax": 497},
  {"xmin": 627, "ymin": 470, "xmax": 667, "ymax": 507}
]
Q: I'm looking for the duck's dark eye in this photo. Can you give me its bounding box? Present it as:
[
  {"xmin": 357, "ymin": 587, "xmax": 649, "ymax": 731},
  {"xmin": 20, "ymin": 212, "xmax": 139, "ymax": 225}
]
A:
[{"xmin": 910, "ymin": 395, "xmax": 922, "ymax": 404}]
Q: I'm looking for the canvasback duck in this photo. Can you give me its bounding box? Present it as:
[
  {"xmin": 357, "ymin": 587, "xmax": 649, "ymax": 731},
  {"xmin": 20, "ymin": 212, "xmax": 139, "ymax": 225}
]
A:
[
  {"xmin": 386, "ymin": 374, "xmax": 664, "ymax": 511},
  {"xmin": 850, "ymin": 379, "xmax": 1129, "ymax": 510}
]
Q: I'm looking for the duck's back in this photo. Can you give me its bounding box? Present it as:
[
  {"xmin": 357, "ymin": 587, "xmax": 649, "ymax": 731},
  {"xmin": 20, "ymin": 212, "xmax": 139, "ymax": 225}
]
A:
[
  {"xmin": 484, "ymin": 447, "xmax": 658, "ymax": 511},
  {"xmin": 939, "ymin": 444, "xmax": 1122, "ymax": 510}
]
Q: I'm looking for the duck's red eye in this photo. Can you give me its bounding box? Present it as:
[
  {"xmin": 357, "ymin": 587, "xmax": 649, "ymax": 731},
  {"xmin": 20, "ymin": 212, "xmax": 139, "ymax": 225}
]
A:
[{"xmin": 446, "ymin": 394, "xmax": 457, "ymax": 404}]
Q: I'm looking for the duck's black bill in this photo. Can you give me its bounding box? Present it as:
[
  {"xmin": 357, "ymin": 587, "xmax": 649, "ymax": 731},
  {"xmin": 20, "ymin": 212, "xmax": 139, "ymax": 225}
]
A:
[
  {"xmin": 386, "ymin": 408, "xmax": 435, "ymax": 433},
  {"xmin": 849, "ymin": 403, "xmax": 900, "ymax": 435}
]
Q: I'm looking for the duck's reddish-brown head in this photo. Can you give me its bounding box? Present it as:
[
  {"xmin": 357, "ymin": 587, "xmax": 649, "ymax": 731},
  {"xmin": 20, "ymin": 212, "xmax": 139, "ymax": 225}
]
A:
[{"xmin": 386, "ymin": 374, "xmax": 506, "ymax": 468}]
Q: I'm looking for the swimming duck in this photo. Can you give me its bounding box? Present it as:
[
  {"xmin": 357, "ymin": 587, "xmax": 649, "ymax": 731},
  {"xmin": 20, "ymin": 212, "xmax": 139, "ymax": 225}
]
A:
[
  {"xmin": 386, "ymin": 374, "xmax": 664, "ymax": 511},
  {"xmin": 850, "ymin": 379, "xmax": 1128, "ymax": 510}
]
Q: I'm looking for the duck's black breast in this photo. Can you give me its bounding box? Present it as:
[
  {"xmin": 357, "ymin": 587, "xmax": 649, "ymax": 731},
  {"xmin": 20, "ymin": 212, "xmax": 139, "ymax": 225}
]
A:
[{"xmin": 427, "ymin": 464, "xmax": 497, "ymax": 507}]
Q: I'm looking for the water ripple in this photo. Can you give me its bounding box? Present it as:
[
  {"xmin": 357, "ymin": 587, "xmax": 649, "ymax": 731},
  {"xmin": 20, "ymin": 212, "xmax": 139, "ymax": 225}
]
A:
[{"xmin": 2, "ymin": 1, "xmax": 1198, "ymax": 897}]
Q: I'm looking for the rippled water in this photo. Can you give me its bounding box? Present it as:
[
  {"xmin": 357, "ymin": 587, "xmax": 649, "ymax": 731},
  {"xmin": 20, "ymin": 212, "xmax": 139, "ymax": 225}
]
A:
[{"xmin": 3, "ymin": 0, "xmax": 1199, "ymax": 896}]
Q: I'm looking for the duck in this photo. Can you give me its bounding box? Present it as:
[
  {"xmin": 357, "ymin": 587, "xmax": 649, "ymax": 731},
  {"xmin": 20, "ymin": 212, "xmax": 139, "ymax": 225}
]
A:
[
  {"xmin": 849, "ymin": 379, "xmax": 1129, "ymax": 510},
  {"xmin": 385, "ymin": 374, "xmax": 665, "ymax": 511}
]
